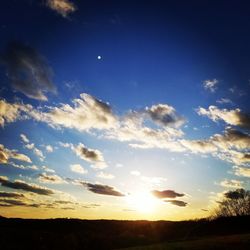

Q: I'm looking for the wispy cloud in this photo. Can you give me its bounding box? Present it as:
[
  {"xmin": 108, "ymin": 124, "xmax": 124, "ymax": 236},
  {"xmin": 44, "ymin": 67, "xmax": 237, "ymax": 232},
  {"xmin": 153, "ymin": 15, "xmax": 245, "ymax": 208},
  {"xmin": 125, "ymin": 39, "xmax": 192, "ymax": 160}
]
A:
[
  {"xmin": 1, "ymin": 41, "xmax": 56, "ymax": 101},
  {"xmin": 203, "ymin": 79, "xmax": 219, "ymax": 92}
]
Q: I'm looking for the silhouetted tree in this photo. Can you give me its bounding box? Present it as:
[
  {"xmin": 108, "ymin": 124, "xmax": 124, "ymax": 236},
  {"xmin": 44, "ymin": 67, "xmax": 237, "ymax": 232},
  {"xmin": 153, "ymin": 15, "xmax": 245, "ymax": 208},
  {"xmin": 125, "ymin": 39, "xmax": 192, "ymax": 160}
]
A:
[{"xmin": 213, "ymin": 189, "xmax": 250, "ymax": 218}]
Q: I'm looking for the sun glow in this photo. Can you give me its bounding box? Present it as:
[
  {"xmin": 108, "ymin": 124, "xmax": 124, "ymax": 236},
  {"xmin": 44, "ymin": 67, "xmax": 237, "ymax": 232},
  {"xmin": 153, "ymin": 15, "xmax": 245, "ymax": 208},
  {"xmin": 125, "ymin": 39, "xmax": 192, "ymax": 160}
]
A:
[{"xmin": 126, "ymin": 191, "xmax": 158, "ymax": 213}]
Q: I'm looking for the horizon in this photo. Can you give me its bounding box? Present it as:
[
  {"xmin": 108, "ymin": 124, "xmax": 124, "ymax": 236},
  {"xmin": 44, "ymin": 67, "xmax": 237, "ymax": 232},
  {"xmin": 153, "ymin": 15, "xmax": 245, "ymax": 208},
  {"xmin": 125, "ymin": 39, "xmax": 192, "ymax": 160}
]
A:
[{"xmin": 0, "ymin": 0, "xmax": 249, "ymax": 221}]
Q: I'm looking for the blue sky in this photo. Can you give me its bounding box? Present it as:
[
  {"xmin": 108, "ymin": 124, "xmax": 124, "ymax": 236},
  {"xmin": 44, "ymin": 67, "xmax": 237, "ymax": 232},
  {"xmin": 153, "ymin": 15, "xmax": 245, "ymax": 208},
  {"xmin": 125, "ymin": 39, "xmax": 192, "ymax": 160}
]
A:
[{"xmin": 0, "ymin": 0, "xmax": 249, "ymax": 220}]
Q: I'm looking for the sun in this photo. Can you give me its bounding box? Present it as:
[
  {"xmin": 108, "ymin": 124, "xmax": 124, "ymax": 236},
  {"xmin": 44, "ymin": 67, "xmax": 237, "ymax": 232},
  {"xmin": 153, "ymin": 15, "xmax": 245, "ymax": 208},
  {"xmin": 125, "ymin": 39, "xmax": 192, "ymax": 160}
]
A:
[{"xmin": 126, "ymin": 191, "xmax": 158, "ymax": 213}]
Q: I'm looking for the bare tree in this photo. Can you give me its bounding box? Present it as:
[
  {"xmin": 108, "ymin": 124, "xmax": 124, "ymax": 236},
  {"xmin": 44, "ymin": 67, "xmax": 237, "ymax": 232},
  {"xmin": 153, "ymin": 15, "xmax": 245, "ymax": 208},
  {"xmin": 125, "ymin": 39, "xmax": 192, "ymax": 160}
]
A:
[{"xmin": 212, "ymin": 189, "xmax": 250, "ymax": 218}]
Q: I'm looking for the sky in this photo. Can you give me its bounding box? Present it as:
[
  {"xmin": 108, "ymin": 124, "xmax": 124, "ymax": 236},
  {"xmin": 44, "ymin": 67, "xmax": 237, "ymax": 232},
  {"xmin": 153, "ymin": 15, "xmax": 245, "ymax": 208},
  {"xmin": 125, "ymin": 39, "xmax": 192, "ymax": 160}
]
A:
[{"xmin": 0, "ymin": 0, "xmax": 249, "ymax": 221}]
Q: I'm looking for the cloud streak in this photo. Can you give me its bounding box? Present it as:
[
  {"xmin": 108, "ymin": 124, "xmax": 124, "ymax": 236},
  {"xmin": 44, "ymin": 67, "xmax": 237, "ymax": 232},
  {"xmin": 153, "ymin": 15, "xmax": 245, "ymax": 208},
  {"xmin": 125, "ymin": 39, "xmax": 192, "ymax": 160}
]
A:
[{"xmin": 0, "ymin": 176, "xmax": 54, "ymax": 195}]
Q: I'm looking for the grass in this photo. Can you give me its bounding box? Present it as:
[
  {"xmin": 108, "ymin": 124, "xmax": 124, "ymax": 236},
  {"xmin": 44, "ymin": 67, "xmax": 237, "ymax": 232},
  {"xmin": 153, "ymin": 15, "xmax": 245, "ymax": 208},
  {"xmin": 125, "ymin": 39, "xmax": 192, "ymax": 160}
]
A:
[{"xmin": 118, "ymin": 233, "xmax": 250, "ymax": 250}]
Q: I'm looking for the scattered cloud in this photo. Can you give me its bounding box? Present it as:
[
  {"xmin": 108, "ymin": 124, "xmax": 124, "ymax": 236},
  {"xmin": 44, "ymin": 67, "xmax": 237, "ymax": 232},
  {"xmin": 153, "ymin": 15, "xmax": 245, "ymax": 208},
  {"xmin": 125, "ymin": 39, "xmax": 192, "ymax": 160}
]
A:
[
  {"xmin": 41, "ymin": 93, "xmax": 118, "ymax": 131},
  {"xmin": 216, "ymin": 98, "xmax": 233, "ymax": 105},
  {"xmin": 203, "ymin": 79, "xmax": 219, "ymax": 92},
  {"xmin": 20, "ymin": 134, "xmax": 45, "ymax": 161},
  {"xmin": 1, "ymin": 41, "xmax": 56, "ymax": 101},
  {"xmin": 145, "ymin": 104, "xmax": 185, "ymax": 128},
  {"xmin": 46, "ymin": 0, "xmax": 77, "ymax": 18},
  {"xmin": 219, "ymin": 179, "xmax": 243, "ymax": 188},
  {"xmin": 0, "ymin": 176, "xmax": 54, "ymax": 195},
  {"xmin": 152, "ymin": 190, "xmax": 184, "ymax": 199},
  {"xmin": 38, "ymin": 173, "xmax": 66, "ymax": 184},
  {"xmin": 0, "ymin": 144, "xmax": 31, "ymax": 164},
  {"xmin": 233, "ymin": 166, "xmax": 250, "ymax": 177},
  {"xmin": 42, "ymin": 166, "xmax": 55, "ymax": 173},
  {"xmin": 45, "ymin": 145, "xmax": 54, "ymax": 153},
  {"xmin": 80, "ymin": 182, "xmax": 125, "ymax": 197},
  {"xmin": 165, "ymin": 199, "xmax": 188, "ymax": 207},
  {"xmin": 0, "ymin": 191, "xmax": 25, "ymax": 198},
  {"xmin": 72, "ymin": 143, "xmax": 107, "ymax": 169},
  {"xmin": 96, "ymin": 171, "xmax": 115, "ymax": 179},
  {"xmin": 20, "ymin": 133, "xmax": 29, "ymax": 143},
  {"xmin": 70, "ymin": 164, "xmax": 88, "ymax": 174},
  {"xmin": 197, "ymin": 106, "xmax": 250, "ymax": 129}
]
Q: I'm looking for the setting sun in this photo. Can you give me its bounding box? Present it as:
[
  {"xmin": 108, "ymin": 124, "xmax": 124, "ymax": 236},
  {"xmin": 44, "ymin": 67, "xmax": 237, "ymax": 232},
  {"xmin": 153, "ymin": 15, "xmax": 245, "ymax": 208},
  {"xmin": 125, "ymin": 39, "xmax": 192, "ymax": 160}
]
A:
[{"xmin": 126, "ymin": 191, "xmax": 159, "ymax": 213}]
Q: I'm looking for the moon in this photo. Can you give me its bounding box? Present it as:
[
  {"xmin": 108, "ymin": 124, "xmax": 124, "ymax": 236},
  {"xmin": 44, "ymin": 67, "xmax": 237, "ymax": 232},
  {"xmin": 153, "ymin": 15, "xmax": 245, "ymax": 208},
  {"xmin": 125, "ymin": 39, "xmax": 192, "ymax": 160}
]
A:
[{"xmin": 97, "ymin": 55, "xmax": 102, "ymax": 60}]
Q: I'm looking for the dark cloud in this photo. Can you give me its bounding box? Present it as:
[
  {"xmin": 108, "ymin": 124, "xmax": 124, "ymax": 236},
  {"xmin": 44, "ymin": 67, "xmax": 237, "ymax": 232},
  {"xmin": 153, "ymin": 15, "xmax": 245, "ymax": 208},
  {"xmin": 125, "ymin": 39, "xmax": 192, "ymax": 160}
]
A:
[
  {"xmin": 152, "ymin": 190, "xmax": 184, "ymax": 199},
  {"xmin": 1, "ymin": 41, "xmax": 56, "ymax": 101},
  {"xmin": 0, "ymin": 176, "xmax": 54, "ymax": 195},
  {"xmin": 0, "ymin": 198, "xmax": 28, "ymax": 207},
  {"xmin": 165, "ymin": 200, "xmax": 188, "ymax": 207},
  {"xmin": 0, "ymin": 191, "xmax": 25, "ymax": 198},
  {"xmin": 145, "ymin": 104, "xmax": 185, "ymax": 128},
  {"xmin": 81, "ymin": 182, "xmax": 125, "ymax": 197}
]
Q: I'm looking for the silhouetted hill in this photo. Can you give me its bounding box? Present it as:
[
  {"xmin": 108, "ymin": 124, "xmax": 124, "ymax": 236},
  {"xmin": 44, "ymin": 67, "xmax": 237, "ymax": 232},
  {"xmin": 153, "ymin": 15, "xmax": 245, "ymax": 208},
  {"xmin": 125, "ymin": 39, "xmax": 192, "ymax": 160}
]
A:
[{"xmin": 0, "ymin": 215, "xmax": 250, "ymax": 249}]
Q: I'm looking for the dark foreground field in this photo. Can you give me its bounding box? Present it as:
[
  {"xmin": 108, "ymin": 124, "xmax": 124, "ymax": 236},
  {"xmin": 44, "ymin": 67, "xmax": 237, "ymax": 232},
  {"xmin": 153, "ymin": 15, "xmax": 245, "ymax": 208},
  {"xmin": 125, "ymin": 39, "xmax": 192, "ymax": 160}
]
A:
[{"xmin": 0, "ymin": 215, "xmax": 250, "ymax": 250}]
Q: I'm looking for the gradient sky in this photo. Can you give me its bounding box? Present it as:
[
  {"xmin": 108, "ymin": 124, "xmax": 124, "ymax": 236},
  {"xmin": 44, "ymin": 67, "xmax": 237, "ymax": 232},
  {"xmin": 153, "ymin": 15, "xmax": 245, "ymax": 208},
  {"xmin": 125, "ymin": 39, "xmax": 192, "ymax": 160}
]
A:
[{"xmin": 0, "ymin": 0, "xmax": 249, "ymax": 220}]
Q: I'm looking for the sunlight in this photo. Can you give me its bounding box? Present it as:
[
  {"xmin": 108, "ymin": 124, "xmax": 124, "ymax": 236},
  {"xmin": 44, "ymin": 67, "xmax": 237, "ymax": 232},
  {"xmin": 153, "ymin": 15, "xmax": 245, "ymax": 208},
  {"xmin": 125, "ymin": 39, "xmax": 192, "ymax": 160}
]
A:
[{"xmin": 126, "ymin": 191, "xmax": 158, "ymax": 213}]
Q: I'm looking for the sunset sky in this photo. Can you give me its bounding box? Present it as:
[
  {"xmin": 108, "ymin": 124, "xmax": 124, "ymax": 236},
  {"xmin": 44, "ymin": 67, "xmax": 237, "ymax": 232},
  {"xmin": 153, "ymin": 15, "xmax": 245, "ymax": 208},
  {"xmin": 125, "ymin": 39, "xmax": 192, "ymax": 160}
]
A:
[{"xmin": 0, "ymin": 0, "xmax": 249, "ymax": 221}]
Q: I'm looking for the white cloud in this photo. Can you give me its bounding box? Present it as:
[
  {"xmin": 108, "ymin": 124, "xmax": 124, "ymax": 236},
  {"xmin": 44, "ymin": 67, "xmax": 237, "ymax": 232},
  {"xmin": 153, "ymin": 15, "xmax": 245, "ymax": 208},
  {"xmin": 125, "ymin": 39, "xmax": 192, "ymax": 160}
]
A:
[
  {"xmin": 0, "ymin": 144, "xmax": 32, "ymax": 164},
  {"xmin": 96, "ymin": 171, "xmax": 115, "ymax": 179},
  {"xmin": 219, "ymin": 179, "xmax": 243, "ymax": 188},
  {"xmin": 233, "ymin": 166, "xmax": 250, "ymax": 177},
  {"xmin": 45, "ymin": 145, "xmax": 54, "ymax": 153},
  {"xmin": 197, "ymin": 106, "xmax": 250, "ymax": 128},
  {"xmin": 70, "ymin": 164, "xmax": 88, "ymax": 174},
  {"xmin": 203, "ymin": 79, "xmax": 219, "ymax": 92}
]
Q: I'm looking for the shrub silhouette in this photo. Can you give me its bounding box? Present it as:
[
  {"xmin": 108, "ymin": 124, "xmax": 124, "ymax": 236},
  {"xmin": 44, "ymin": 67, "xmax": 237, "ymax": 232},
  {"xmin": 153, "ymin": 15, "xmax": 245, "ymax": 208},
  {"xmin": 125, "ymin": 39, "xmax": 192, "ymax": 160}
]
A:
[{"xmin": 213, "ymin": 189, "xmax": 250, "ymax": 218}]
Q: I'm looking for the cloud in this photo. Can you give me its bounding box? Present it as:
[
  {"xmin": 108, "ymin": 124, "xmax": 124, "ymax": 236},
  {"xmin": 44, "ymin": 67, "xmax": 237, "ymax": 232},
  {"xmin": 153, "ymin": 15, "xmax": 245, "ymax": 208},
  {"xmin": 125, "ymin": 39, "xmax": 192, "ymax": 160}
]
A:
[
  {"xmin": 20, "ymin": 134, "xmax": 45, "ymax": 161},
  {"xmin": 0, "ymin": 191, "xmax": 25, "ymax": 198},
  {"xmin": 203, "ymin": 79, "xmax": 219, "ymax": 92},
  {"xmin": 38, "ymin": 173, "xmax": 66, "ymax": 184},
  {"xmin": 152, "ymin": 190, "xmax": 184, "ymax": 199},
  {"xmin": 72, "ymin": 143, "xmax": 107, "ymax": 169},
  {"xmin": 219, "ymin": 179, "xmax": 243, "ymax": 188},
  {"xmin": 42, "ymin": 93, "xmax": 117, "ymax": 131},
  {"xmin": 130, "ymin": 170, "xmax": 141, "ymax": 176},
  {"xmin": 9, "ymin": 162, "xmax": 39, "ymax": 171},
  {"xmin": 70, "ymin": 164, "xmax": 88, "ymax": 174},
  {"xmin": 46, "ymin": 0, "xmax": 76, "ymax": 17},
  {"xmin": 42, "ymin": 166, "xmax": 55, "ymax": 173},
  {"xmin": 0, "ymin": 144, "xmax": 31, "ymax": 164},
  {"xmin": 80, "ymin": 182, "xmax": 125, "ymax": 197},
  {"xmin": 197, "ymin": 106, "xmax": 250, "ymax": 129},
  {"xmin": 96, "ymin": 171, "xmax": 115, "ymax": 179},
  {"xmin": 1, "ymin": 41, "xmax": 56, "ymax": 101},
  {"xmin": 45, "ymin": 145, "xmax": 53, "ymax": 153},
  {"xmin": 0, "ymin": 176, "xmax": 54, "ymax": 195},
  {"xmin": 180, "ymin": 128, "xmax": 250, "ymax": 165},
  {"xmin": 106, "ymin": 110, "xmax": 185, "ymax": 151},
  {"xmin": 145, "ymin": 104, "xmax": 185, "ymax": 128},
  {"xmin": 0, "ymin": 100, "xmax": 23, "ymax": 127},
  {"xmin": 165, "ymin": 200, "xmax": 188, "ymax": 207},
  {"xmin": 233, "ymin": 166, "xmax": 250, "ymax": 177},
  {"xmin": 216, "ymin": 98, "xmax": 233, "ymax": 105},
  {"xmin": 20, "ymin": 133, "xmax": 29, "ymax": 143}
]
